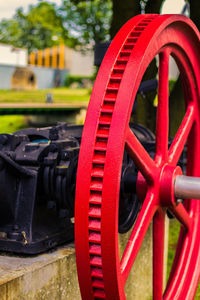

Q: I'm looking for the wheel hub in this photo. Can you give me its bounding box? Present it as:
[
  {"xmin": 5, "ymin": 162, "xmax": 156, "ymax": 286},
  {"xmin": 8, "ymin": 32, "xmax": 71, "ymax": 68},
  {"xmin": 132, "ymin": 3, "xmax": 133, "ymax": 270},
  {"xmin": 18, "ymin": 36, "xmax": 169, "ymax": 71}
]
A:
[{"xmin": 159, "ymin": 164, "xmax": 183, "ymax": 207}]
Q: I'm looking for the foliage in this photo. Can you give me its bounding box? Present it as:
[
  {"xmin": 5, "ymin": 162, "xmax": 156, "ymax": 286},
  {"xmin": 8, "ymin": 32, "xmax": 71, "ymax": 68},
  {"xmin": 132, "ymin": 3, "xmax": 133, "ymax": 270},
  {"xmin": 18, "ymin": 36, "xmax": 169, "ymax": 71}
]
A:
[
  {"xmin": 110, "ymin": 0, "xmax": 163, "ymax": 38},
  {"xmin": 0, "ymin": 1, "xmax": 75, "ymax": 52},
  {"xmin": 0, "ymin": 19, "xmax": 22, "ymax": 48},
  {"xmin": 0, "ymin": 0, "xmax": 112, "ymax": 51},
  {"xmin": 186, "ymin": 0, "xmax": 200, "ymax": 29},
  {"xmin": 64, "ymin": 74, "xmax": 94, "ymax": 87},
  {"xmin": 59, "ymin": 0, "xmax": 112, "ymax": 49}
]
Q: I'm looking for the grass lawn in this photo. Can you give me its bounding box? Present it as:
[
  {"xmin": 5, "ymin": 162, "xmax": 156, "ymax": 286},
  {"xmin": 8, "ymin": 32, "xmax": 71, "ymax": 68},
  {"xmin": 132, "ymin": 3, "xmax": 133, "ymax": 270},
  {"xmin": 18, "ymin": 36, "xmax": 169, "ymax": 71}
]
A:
[
  {"xmin": 0, "ymin": 115, "xmax": 28, "ymax": 133},
  {"xmin": 0, "ymin": 88, "xmax": 91, "ymax": 104},
  {"xmin": 0, "ymin": 88, "xmax": 91, "ymax": 133},
  {"xmin": 0, "ymin": 88, "xmax": 91, "ymax": 132}
]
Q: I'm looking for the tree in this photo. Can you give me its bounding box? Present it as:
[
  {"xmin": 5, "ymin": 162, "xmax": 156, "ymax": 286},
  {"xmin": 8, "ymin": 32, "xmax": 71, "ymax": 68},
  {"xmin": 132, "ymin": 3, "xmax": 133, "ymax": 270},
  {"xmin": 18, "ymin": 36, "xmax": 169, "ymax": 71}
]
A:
[
  {"xmin": 110, "ymin": 0, "xmax": 163, "ymax": 38},
  {"xmin": 0, "ymin": 19, "xmax": 22, "ymax": 48},
  {"xmin": 168, "ymin": 0, "xmax": 200, "ymax": 136},
  {"xmin": 59, "ymin": 0, "xmax": 112, "ymax": 49},
  {"xmin": 110, "ymin": 0, "xmax": 200, "ymax": 135},
  {"xmin": 0, "ymin": 1, "xmax": 74, "ymax": 52},
  {"xmin": 187, "ymin": 0, "xmax": 200, "ymax": 29},
  {"xmin": 110, "ymin": 0, "xmax": 164, "ymax": 131},
  {"xmin": 0, "ymin": 0, "xmax": 112, "ymax": 52}
]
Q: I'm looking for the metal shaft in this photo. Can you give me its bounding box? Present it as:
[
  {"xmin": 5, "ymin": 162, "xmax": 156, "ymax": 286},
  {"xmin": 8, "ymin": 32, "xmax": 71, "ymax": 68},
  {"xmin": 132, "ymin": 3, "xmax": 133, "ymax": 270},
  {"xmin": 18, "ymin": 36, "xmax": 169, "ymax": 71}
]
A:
[{"xmin": 174, "ymin": 175, "xmax": 200, "ymax": 199}]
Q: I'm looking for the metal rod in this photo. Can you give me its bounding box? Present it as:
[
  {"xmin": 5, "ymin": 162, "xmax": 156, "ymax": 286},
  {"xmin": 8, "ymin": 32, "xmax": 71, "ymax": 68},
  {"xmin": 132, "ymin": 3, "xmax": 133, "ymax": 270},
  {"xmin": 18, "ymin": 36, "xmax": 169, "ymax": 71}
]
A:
[{"xmin": 174, "ymin": 175, "xmax": 200, "ymax": 199}]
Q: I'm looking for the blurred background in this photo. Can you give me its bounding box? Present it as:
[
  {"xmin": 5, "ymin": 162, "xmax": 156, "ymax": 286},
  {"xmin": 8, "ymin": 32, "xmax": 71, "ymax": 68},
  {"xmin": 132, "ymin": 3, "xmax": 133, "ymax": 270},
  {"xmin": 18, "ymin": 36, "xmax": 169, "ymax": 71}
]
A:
[
  {"xmin": 0, "ymin": 1, "xmax": 199, "ymax": 298},
  {"xmin": 0, "ymin": 1, "xmax": 195, "ymax": 130}
]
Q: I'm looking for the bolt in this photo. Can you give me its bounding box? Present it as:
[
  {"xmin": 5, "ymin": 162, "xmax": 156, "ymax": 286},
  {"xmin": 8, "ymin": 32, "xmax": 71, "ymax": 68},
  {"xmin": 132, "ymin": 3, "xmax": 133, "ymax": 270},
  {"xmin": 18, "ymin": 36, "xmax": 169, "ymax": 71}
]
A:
[
  {"xmin": 62, "ymin": 152, "xmax": 69, "ymax": 160},
  {"xmin": 176, "ymin": 198, "xmax": 183, "ymax": 205}
]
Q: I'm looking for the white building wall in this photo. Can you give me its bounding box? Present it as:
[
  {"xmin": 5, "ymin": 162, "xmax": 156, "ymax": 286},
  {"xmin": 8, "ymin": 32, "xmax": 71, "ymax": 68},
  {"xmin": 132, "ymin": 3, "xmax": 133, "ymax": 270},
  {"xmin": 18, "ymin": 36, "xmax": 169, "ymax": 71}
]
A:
[
  {"xmin": 70, "ymin": 49, "xmax": 94, "ymax": 76},
  {"xmin": 0, "ymin": 44, "xmax": 27, "ymax": 67}
]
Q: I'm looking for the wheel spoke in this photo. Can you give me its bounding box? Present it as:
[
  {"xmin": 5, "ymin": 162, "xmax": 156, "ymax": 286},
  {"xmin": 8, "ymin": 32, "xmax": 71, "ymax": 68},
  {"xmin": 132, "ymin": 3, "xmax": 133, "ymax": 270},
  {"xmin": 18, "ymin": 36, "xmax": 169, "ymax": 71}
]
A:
[
  {"xmin": 155, "ymin": 50, "xmax": 170, "ymax": 164},
  {"xmin": 120, "ymin": 191, "xmax": 157, "ymax": 283},
  {"xmin": 168, "ymin": 105, "xmax": 194, "ymax": 165},
  {"xmin": 169, "ymin": 203, "xmax": 192, "ymax": 231},
  {"xmin": 153, "ymin": 209, "xmax": 165, "ymax": 299},
  {"xmin": 126, "ymin": 128, "xmax": 158, "ymax": 183}
]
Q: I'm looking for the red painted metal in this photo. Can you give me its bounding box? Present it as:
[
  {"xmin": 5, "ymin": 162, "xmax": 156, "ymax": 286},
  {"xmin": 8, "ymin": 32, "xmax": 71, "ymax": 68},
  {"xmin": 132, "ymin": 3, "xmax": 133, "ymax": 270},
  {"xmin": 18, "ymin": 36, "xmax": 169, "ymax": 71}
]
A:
[{"xmin": 75, "ymin": 14, "xmax": 200, "ymax": 299}]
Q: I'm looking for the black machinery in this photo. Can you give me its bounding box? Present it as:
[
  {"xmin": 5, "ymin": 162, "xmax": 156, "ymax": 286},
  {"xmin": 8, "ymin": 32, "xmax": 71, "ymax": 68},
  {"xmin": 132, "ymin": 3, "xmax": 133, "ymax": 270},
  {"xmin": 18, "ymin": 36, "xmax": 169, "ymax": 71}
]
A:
[
  {"xmin": 0, "ymin": 120, "xmax": 186, "ymax": 254},
  {"xmin": 0, "ymin": 121, "xmax": 158, "ymax": 254}
]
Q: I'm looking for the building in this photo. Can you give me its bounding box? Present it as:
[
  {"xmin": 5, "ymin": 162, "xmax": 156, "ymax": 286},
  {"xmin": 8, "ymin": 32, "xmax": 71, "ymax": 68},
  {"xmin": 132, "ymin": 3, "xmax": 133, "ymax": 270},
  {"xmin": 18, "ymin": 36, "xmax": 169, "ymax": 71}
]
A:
[{"xmin": 0, "ymin": 43, "xmax": 94, "ymax": 90}]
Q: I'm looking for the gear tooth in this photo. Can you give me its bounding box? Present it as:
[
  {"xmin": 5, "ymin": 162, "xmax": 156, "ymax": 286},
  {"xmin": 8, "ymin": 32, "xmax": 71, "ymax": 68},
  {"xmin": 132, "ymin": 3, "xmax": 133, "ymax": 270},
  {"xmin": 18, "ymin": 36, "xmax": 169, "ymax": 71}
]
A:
[
  {"xmin": 92, "ymin": 151, "xmax": 106, "ymax": 164},
  {"xmin": 112, "ymin": 65, "xmax": 125, "ymax": 73},
  {"xmin": 90, "ymin": 255, "xmax": 102, "ymax": 267},
  {"xmin": 120, "ymin": 50, "xmax": 131, "ymax": 57},
  {"xmin": 89, "ymin": 231, "xmax": 101, "ymax": 243},
  {"xmin": 93, "ymin": 288, "xmax": 106, "ymax": 299},
  {"xmin": 91, "ymin": 165, "xmax": 104, "ymax": 178},
  {"xmin": 90, "ymin": 176, "xmax": 103, "ymax": 191},
  {"xmin": 92, "ymin": 279, "xmax": 104, "ymax": 289},
  {"xmin": 99, "ymin": 113, "xmax": 112, "ymax": 125},
  {"xmin": 106, "ymin": 86, "xmax": 119, "ymax": 93},
  {"xmin": 91, "ymin": 267, "xmax": 103, "ymax": 279},
  {"xmin": 89, "ymin": 244, "xmax": 101, "ymax": 256},
  {"xmin": 109, "ymin": 75, "xmax": 122, "ymax": 83},
  {"xmin": 88, "ymin": 219, "xmax": 101, "ymax": 231},
  {"xmin": 97, "ymin": 123, "xmax": 110, "ymax": 136},
  {"xmin": 89, "ymin": 206, "xmax": 101, "ymax": 218},
  {"xmin": 94, "ymin": 144, "xmax": 107, "ymax": 151},
  {"xmin": 89, "ymin": 191, "xmax": 102, "ymax": 205}
]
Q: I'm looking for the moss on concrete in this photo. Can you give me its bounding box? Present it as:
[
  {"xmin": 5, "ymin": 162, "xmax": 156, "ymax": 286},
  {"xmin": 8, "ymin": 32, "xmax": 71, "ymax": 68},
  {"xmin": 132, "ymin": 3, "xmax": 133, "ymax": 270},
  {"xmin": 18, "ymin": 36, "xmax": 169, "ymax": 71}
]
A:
[{"xmin": 0, "ymin": 224, "xmax": 168, "ymax": 300}]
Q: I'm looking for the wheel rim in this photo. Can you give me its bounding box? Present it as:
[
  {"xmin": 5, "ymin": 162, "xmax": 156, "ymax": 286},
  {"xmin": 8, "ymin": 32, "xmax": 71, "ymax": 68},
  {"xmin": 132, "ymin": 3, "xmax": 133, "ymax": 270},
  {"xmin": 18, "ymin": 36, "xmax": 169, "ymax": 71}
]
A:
[{"xmin": 75, "ymin": 14, "xmax": 200, "ymax": 300}]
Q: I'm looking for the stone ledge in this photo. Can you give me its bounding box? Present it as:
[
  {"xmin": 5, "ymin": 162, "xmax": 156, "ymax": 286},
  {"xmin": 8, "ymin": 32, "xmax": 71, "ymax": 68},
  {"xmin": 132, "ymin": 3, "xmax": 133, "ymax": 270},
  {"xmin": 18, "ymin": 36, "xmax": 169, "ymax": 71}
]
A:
[
  {"xmin": 0, "ymin": 244, "xmax": 81, "ymax": 300},
  {"xmin": 0, "ymin": 222, "xmax": 164, "ymax": 300}
]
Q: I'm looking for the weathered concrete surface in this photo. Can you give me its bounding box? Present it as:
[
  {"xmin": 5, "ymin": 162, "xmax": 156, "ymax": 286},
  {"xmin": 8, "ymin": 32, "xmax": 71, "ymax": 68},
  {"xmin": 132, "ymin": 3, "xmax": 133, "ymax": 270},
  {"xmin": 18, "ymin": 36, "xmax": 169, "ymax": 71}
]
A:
[
  {"xmin": 0, "ymin": 244, "xmax": 81, "ymax": 300},
  {"xmin": 119, "ymin": 224, "xmax": 152, "ymax": 300},
  {"xmin": 0, "ymin": 221, "xmax": 168, "ymax": 300}
]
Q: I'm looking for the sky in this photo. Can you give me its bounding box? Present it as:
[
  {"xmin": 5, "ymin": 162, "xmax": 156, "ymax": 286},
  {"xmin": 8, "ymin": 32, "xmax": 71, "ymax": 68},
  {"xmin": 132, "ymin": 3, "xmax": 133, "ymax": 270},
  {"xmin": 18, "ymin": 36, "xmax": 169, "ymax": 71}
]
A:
[
  {"xmin": 0, "ymin": 0, "xmax": 62, "ymax": 20},
  {"xmin": 0, "ymin": 0, "xmax": 186, "ymax": 21}
]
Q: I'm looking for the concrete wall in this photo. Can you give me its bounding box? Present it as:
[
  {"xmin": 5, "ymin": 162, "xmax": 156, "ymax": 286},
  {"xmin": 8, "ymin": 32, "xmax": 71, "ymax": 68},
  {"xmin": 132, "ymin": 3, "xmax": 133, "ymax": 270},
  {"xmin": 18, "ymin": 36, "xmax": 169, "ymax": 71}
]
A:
[
  {"xmin": 0, "ymin": 65, "xmax": 15, "ymax": 89},
  {"xmin": 0, "ymin": 44, "xmax": 27, "ymax": 67},
  {"xmin": 30, "ymin": 66, "xmax": 68, "ymax": 89},
  {"xmin": 69, "ymin": 49, "xmax": 94, "ymax": 76},
  {"xmin": 0, "ymin": 245, "xmax": 81, "ymax": 300},
  {"xmin": 169, "ymin": 56, "xmax": 179, "ymax": 80},
  {"xmin": 0, "ymin": 241, "xmax": 153, "ymax": 300},
  {"xmin": 0, "ymin": 220, "xmax": 169, "ymax": 300},
  {"xmin": 0, "ymin": 43, "xmax": 93, "ymax": 89},
  {"xmin": 30, "ymin": 67, "xmax": 54, "ymax": 89},
  {"xmin": 0, "ymin": 65, "xmax": 68, "ymax": 90}
]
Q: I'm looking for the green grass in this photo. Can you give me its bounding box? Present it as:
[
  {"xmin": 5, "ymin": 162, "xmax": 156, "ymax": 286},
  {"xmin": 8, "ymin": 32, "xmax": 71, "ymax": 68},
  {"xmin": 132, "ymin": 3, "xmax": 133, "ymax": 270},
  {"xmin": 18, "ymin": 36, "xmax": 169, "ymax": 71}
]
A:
[
  {"xmin": 0, "ymin": 88, "xmax": 91, "ymax": 133},
  {"xmin": 0, "ymin": 88, "xmax": 91, "ymax": 104},
  {"xmin": 167, "ymin": 219, "xmax": 180, "ymax": 280},
  {"xmin": 0, "ymin": 115, "xmax": 27, "ymax": 133}
]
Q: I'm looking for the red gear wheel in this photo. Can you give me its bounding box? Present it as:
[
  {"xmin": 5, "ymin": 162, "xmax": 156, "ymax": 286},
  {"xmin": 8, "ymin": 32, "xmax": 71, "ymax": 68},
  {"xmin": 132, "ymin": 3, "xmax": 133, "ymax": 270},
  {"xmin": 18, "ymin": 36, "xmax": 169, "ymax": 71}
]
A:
[{"xmin": 75, "ymin": 14, "xmax": 200, "ymax": 299}]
